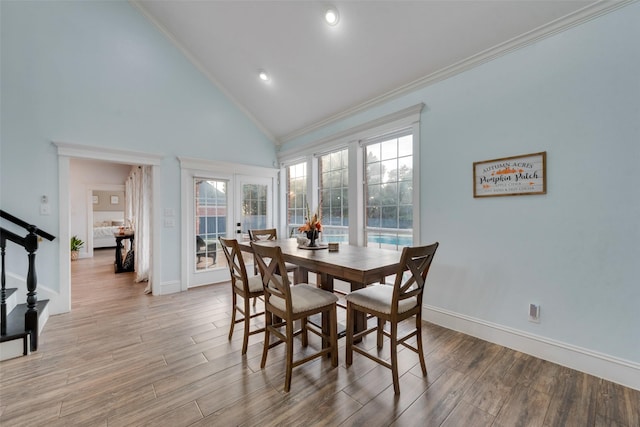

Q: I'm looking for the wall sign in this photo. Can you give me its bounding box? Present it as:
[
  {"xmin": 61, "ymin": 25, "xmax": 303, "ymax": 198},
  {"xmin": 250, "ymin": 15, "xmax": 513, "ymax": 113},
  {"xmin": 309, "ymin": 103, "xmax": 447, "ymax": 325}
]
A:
[{"xmin": 473, "ymin": 152, "xmax": 546, "ymax": 198}]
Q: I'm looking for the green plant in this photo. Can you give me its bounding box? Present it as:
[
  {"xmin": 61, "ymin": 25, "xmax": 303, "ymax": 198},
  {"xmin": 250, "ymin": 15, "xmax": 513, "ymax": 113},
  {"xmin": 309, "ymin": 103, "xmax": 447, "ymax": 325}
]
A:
[{"xmin": 70, "ymin": 235, "xmax": 85, "ymax": 251}]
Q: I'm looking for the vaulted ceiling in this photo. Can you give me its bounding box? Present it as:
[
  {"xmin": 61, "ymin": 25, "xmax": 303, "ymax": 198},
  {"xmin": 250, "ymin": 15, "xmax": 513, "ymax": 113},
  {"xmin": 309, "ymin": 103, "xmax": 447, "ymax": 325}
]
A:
[{"xmin": 134, "ymin": 0, "xmax": 610, "ymax": 144}]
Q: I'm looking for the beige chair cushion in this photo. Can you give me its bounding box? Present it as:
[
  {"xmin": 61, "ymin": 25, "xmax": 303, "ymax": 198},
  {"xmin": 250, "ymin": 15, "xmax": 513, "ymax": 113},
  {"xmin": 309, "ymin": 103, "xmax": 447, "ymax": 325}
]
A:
[
  {"xmin": 235, "ymin": 275, "xmax": 264, "ymax": 293},
  {"xmin": 284, "ymin": 262, "xmax": 298, "ymax": 271},
  {"xmin": 345, "ymin": 284, "xmax": 417, "ymax": 314},
  {"xmin": 269, "ymin": 284, "xmax": 338, "ymax": 314}
]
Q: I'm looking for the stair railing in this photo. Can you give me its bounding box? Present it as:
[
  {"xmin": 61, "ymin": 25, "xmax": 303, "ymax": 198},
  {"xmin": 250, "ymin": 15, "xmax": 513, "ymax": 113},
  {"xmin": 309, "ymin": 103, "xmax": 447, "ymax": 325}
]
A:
[{"xmin": 1, "ymin": 210, "xmax": 55, "ymax": 351}]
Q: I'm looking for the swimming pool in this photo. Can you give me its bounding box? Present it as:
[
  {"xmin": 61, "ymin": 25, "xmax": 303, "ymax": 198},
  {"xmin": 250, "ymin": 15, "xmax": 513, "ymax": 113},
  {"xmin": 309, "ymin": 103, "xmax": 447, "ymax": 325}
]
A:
[{"xmin": 368, "ymin": 234, "xmax": 413, "ymax": 246}]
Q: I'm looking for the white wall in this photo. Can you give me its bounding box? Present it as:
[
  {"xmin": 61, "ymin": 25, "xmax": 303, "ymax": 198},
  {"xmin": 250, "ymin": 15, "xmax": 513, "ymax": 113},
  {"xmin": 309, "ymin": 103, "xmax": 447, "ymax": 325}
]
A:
[
  {"xmin": 1, "ymin": 1, "xmax": 277, "ymax": 298},
  {"xmin": 282, "ymin": 3, "xmax": 640, "ymax": 386}
]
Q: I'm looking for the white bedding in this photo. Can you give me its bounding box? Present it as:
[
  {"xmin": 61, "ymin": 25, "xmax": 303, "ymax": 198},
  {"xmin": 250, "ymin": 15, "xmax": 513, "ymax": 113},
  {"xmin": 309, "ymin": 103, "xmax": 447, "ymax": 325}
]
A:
[
  {"xmin": 94, "ymin": 225, "xmax": 119, "ymax": 239},
  {"xmin": 92, "ymin": 211, "xmax": 124, "ymax": 249}
]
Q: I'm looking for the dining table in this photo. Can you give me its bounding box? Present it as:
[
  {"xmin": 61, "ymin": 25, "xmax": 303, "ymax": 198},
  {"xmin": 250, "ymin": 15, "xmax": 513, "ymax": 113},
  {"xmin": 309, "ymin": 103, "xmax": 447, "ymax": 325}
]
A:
[{"xmin": 238, "ymin": 238, "xmax": 404, "ymax": 341}]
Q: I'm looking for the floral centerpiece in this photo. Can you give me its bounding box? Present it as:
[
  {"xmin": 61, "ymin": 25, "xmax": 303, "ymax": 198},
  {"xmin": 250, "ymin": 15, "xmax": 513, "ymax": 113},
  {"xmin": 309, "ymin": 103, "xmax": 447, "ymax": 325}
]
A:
[{"xmin": 298, "ymin": 204, "xmax": 322, "ymax": 247}]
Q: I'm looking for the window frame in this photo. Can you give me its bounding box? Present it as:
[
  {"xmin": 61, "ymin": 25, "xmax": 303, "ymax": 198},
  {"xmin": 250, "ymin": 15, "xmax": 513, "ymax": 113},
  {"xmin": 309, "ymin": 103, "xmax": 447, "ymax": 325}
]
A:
[
  {"xmin": 277, "ymin": 104, "xmax": 423, "ymax": 247},
  {"xmin": 361, "ymin": 130, "xmax": 415, "ymax": 249}
]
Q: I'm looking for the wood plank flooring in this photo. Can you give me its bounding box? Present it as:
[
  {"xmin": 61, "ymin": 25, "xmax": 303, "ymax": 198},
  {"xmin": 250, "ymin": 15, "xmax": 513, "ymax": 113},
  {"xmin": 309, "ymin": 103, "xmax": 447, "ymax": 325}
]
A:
[{"xmin": 0, "ymin": 249, "xmax": 638, "ymax": 426}]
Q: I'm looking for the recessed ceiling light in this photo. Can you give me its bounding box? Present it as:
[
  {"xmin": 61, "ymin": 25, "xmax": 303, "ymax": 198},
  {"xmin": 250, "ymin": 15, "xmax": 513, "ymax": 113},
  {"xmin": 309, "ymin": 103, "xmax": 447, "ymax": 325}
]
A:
[
  {"xmin": 324, "ymin": 7, "xmax": 339, "ymax": 26},
  {"xmin": 258, "ymin": 70, "xmax": 270, "ymax": 82}
]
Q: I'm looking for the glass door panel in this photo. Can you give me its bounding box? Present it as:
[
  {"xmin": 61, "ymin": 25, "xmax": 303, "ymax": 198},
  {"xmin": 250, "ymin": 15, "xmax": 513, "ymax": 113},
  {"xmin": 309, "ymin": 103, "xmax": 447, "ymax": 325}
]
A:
[
  {"xmin": 190, "ymin": 178, "xmax": 230, "ymax": 286},
  {"xmin": 236, "ymin": 176, "xmax": 273, "ymax": 269},
  {"xmin": 195, "ymin": 179, "xmax": 227, "ymax": 271}
]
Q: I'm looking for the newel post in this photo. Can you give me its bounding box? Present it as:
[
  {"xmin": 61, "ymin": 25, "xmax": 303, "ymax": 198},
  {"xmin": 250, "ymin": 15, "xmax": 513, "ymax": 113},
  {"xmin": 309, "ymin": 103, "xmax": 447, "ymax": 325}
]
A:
[
  {"xmin": 1, "ymin": 233, "xmax": 6, "ymax": 336},
  {"xmin": 24, "ymin": 226, "xmax": 39, "ymax": 351}
]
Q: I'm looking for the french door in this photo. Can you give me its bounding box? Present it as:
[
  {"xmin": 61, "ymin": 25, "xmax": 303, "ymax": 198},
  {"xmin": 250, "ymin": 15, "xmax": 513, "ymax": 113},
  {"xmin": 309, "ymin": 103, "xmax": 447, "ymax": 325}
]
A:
[{"xmin": 187, "ymin": 172, "xmax": 274, "ymax": 288}]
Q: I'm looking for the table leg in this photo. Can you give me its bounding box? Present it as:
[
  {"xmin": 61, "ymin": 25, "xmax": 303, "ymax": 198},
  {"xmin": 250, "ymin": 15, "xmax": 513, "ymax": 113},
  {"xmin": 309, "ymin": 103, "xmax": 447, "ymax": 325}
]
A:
[
  {"xmin": 114, "ymin": 238, "xmax": 124, "ymax": 273},
  {"xmin": 321, "ymin": 275, "xmax": 334, "ymax": 352},
  {"xmin": 350, "ymin": 281, "xmax": 366, "ymax": 343}
]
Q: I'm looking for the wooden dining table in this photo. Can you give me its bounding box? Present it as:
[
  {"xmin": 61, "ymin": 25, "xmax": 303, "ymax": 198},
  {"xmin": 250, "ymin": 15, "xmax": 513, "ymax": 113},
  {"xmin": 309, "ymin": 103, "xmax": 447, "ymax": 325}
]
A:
[{"xmin": 238, "ymin": 238, "xmax": 404, "ymax": 339}]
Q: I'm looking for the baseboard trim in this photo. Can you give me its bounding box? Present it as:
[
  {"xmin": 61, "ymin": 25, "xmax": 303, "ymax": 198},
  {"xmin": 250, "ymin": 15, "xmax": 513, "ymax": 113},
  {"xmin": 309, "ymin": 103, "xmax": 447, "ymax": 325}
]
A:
[
  {"xmin": 159, "ymin": 280, "xmax": 181, "ymax": 295},
  {"xmin": 423, "ymin": 305, "xmax": 640, "ymax": 391}
]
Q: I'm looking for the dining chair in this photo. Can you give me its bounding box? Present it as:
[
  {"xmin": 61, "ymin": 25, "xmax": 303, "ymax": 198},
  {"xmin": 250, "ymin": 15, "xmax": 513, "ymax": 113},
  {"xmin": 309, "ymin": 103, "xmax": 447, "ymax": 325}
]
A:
[
  {"xmin": 251, "ymin": 241, "xmax": 339, "ymax": 392},
  {"xmin": 345, "ymin": 242, "xmax": 439, "ymax": 394},
  {"xmin": 219, "ymin": 237, "xmax": 265, "ymax": 355},
  {"xmin": 248, "ymin": 228, "xmax": 300, "ymax": 284}
]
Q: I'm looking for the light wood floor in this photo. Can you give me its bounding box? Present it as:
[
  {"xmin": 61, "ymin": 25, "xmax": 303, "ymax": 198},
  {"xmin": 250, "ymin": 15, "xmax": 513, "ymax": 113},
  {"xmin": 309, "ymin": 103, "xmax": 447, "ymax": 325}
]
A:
[{"xmin": 0, "ymin": 249, "xmax": 638, "ymax": 426}]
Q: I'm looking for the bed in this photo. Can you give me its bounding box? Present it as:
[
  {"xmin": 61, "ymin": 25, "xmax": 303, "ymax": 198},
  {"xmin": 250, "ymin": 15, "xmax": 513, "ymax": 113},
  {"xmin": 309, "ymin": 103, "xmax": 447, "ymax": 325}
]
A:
[{"xmin": 93, "ymin": 211, "xmax": 125, "ymax": 248}]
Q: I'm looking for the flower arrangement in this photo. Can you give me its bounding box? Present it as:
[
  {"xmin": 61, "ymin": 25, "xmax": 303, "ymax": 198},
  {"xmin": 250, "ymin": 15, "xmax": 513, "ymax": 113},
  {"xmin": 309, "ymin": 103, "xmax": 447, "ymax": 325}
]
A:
[
  {"xmin": 298, "ymin": 204, "xmax": 322, "ymax": 247},
  {"xmin": 298, "ymin": 204, "xmax": 322, "ymax": 233}
]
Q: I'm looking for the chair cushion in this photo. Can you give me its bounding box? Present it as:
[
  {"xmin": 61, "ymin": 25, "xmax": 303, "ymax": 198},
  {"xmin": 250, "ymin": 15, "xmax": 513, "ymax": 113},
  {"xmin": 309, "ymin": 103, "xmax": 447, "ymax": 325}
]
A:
[
  {"xmin": 284, "ymin": 262, "xmax": 298, "ymax": 271},
  {"xmin": 269, "ymin": 284, "xmax": 338, "ymax": 314},
  {"xmin": 345, "ymin": 284, "xmax": 417, "ymax": 314},
  {"xmin": 235, "ymin": 275, "xmax": 264, "ymax": 294}
]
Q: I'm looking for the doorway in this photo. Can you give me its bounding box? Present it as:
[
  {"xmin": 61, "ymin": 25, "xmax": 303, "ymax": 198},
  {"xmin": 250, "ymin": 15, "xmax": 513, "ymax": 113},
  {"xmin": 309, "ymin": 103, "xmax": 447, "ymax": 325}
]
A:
[
  {"xmin": 180, "ymin": 158, "xmax": 278, "ymax": 290},
  {"xmin": 56, "ymin": 142, "xmax": 162, "ymax": 314}
]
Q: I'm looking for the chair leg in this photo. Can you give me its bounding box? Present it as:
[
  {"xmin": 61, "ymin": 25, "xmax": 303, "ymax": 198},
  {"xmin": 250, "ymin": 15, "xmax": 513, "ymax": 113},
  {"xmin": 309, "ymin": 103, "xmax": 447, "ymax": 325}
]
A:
[
  {"xmin": 260, "ymin": 311, "xmax": 272, "ymax": 369},
  {"xmin": 330, "ymin": 306, "xmax": 338, "ymax": 367},
  {"xmin": 301, "ymin": 317, "xmax": 308, "ymax": 347},
  {"xmin": 345, "ymin": 303, "xmax": 354, "ymax": 366},
  {"xmin": 377, "ymin": 318, "xmax": 385, "ymax": 349},
  {"xmin": 284, "ymin": 319, "xmax": 294, "ymax": 392},
  {"xmin": 253, "ymin": 297, "xmax": 257, "ymax": 307},
  {"xmin": 228, "ymin": 290, "xmax": 237, "ymax": 341},
  {"xmin": 416, "ymin": 315, "xmax": 427, "ymax": 376},
  {"xmin": 242, "ymin": 294, "xmax": 251, "ymax": 355},
  {"xmin": 390, "ymin": 321, "xmax": 400, "ymax": 394}
]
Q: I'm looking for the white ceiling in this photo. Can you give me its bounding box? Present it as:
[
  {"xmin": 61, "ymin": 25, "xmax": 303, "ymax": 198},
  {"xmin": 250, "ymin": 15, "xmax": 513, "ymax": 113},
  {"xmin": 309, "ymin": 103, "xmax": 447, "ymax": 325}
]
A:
[{"xmin": 134, "ymin": 0, "xmax": 610, "ymax": 144}]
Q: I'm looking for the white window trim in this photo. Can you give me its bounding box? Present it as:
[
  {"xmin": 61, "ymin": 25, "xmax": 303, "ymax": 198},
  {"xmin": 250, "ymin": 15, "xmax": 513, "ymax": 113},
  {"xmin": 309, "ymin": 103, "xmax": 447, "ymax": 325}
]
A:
[
  {"xmin": 277, "ymin": 103, "xmax": 424, "ymax": 247},
  {"xmin": 178, "ymin": 157, "xmax": 278, "ymax": 290}
]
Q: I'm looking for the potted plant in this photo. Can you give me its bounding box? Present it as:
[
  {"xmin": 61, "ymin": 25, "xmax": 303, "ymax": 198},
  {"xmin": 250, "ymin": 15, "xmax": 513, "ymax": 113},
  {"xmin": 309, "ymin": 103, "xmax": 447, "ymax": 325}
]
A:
[{"xmin": 70, "ymin": 235, "xmax": 84, "ymax": 261}]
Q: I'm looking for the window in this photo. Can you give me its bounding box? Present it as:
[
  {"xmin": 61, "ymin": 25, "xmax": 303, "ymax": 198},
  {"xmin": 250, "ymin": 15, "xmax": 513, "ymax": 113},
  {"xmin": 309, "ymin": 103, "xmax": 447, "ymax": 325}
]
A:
[
  {"xmin": 364, "ymin": 133, "xmax": 413, "ymax": 249},
  {"xmin": 277, "ymin": 103, "xmax": 423, "ymax": 250},
  {"xmin": 195, "ymin": 179, "xmax": 227, "ymax": 270},
  {"xmin": 319, "ymin": 148, "xmax": 349, "ymax": 243},
  {"xmin": 286, "ymin": 162, "xmax": 307, "ymax": 236},
  {"xmin": 242, "ymin": 183, "xmax": 268, "ymax": 231}
]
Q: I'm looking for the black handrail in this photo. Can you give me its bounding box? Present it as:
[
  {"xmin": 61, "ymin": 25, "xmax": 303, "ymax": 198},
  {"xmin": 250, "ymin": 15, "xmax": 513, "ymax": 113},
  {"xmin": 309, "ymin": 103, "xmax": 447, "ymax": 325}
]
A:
[
  {"xmin": 1, "ymin": 210, "xmax": 55, "ymax": 241},
  {"xmin": 1, "ymin": 210, "xmax": 55, "ymax": 353}
]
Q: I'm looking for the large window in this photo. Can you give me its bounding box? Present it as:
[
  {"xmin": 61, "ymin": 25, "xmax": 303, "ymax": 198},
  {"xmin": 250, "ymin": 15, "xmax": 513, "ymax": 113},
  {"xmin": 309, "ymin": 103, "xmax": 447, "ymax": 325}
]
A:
[
  {"xmin": 319, "ymin": 148, "xmax": 349, "ymax": 243},
  {"xmin": 278, "ymin": 104, "xmax": 422, "ymax": 251},
  {"xmin": 286, "ymin": 162, "xmax": 307, "ymax": 236},
  {"xmin": 364, "ymin": 134, "xmax": 413, "ymax": 249}
]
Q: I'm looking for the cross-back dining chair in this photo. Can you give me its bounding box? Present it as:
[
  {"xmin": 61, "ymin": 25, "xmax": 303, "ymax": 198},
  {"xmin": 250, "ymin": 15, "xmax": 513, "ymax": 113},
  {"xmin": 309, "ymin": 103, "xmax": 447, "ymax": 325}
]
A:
[
  {"xmin": 248, "ymin": 228, "xmax": 300, "ymax": 284},
  {"xmin": 219, "ymin": 237, "xmax": 265, "ymax": 355},
  {"xmin": 251, "ymin": 241, "xmax": 338, "ymax": 392},
  {"xmin": 345, "ymin": 242, "xmax": 439, "ymax": 394}
]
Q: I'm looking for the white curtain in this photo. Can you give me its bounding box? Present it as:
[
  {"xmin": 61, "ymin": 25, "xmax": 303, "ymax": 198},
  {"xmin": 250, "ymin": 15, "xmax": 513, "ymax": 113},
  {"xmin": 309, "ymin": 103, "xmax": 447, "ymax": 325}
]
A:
[{"xmin": 126, "ymin": 165, "xmax": 153, "ymax": 293}]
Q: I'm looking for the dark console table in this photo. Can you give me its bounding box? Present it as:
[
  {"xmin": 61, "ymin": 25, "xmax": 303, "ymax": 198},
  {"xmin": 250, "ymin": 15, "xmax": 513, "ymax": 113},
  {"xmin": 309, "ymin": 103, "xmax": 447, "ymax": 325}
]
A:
[{"xmin": 114, "ymin": 232, "xmax": 134, "ymax": 273}]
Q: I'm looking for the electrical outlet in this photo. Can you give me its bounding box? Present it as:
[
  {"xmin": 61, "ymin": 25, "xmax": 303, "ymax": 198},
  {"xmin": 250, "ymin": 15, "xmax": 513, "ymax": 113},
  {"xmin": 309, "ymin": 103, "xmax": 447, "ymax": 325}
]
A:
[{"xmin": 529, "ymin": 303, "xmax": 540, "ymax": 323}]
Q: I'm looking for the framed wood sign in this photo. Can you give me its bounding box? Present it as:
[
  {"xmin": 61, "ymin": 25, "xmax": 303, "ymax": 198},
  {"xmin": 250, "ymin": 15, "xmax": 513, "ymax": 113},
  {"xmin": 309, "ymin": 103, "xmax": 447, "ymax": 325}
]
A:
[{"xmin": 473, "ymin": 151, "xmax": 546, "ymax": 198}]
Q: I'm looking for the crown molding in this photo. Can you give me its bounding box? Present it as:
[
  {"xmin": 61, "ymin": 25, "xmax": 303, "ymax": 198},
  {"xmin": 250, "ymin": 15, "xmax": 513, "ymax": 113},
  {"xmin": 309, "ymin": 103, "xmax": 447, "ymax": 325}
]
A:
[{"xmin": 277, "ymin": 0, "xmax": 635, "ymax": 145}]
